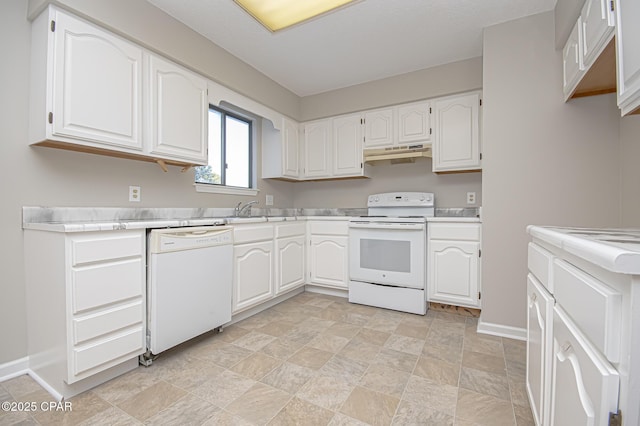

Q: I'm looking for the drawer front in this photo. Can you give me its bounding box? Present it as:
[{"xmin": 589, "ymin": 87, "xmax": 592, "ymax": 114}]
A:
[
  {"xmin": 553, "ymin": 259, "xmax": 621, "ymax": 362},
  {"xmin": 428, "ymin": 223, "xmax": 480, "ymax": 241},
  {"xmin": 528, "ymin": 242, "xmax": 554, "ymax": 292},
  {"xmin": 73, "ymin": 300, "xmax": 144, "ymax": 345},
  {"xmin": 72, "ymin": 258, "xmax": 144, "ymax": 314},
  {"xmin": 233, "ymin": 224, "xmax": 274, "ymax": 244},
  {"xmin": 70, "ymin": 326, "xmax": 145, "ymax": 381},
  {"xmin": 275, "ymin": 222, "xmax": 306, "ymax": 239},
  {"xmin": 309, "ymin": 220, "xmax": 349, "ymax": 236},
  {"xmin": 71, "ymin": 232, "xmax": 143, "ymax": 266}
]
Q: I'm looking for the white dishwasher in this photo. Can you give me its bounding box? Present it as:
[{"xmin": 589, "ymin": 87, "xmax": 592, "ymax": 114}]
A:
[{"xmin": 145, "ymin": 225, "xmax": 233, "ymax": 361}]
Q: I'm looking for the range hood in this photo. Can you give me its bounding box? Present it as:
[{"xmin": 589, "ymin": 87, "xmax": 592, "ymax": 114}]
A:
[{"xmin": 364, "ymin": 144, "xmax": 432, "ymax": 164}]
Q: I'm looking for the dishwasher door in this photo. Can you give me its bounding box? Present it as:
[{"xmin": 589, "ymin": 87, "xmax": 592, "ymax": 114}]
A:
[{"xmin": 147, "ymin": 226, "xmax": 233, "ymax": 354}]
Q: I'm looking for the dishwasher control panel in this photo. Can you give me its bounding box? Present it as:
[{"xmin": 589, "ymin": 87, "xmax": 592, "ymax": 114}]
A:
[{"xmin": 150, "ymin": 226, "xmax": 233, "ymax": 253}]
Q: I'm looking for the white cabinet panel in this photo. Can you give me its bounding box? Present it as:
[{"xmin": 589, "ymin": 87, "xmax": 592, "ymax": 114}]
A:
[
  {"xmin": 550, "ymin": 307, "xmax": 619, "ymax": 426},
  {"xmin": 428, "ymin": 240, "xmax": 479, "ymax": 307},
  {"xmin": 262, "ymin": 117, "xmax": 300, "ymax": 180},
  {"xmin": 581, "ymin": 0, "xmax": 614, "ymax": 68},
  {"xmin": 364, "ymin": 108, "xmax": 394, "ymax": 148},
  {"xmin": 147, "ymin": 54, "xmax": 208, "ymax": 164},
  {"xmin": 233, "ymin": 241, "xmax": 274, "ymax": 313},
  {"xmin": 50, "ymin": 8, "xmax": 143, "ymax": 150},
  {"xmin": 615, "ymin": 0, "xmax": 640, "ymax": 115},
  {"xmin": 73, "ymin": 301, "xmax": 144, "ymax": 345},
  {"xmin": 309, "ymin": 235, "xmax": 348, "ymax": 289},
  {"xmin": 303, "ymin": 120, "xmax": 332, "ymax": 178},
  {"xmin": 432, "ymin": 92, "xmax": 481, "ymax": 172},
  {"xmin": 282, "ymin": 118, "xmax": 300, "ymax": 178},
  {"xmin": 332, "ymin": 113, "xmax": 363, "ymax": 176},
  {"xmin": 276, "ymin": 236, "xmax": 305, "ymax": 294},
  {"xmin": 398, "ymin": 101, "xmax": 431, "ymax": 144},
  {"xmin": 563, "ymin": 19, "xmax": 583, "ymax": 100}
]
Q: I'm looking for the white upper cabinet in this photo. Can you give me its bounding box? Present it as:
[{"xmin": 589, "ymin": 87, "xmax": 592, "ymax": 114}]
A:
[
  {"xmin": 31, "ymin": 6, "xmax": 143, "ymax": 152},
  {"xmin": 432, "ymin": 92, "xmax": 481, "ymax": 172},
  {"xmin": 332, "ymin": 113, "xmax": 364, "ymax": 177},
  {"xmin": 563, "ymin": 19, "xmax": 584, "ymax": 100},
  {"xmin": 364, "ymin": 108, "xmax": 394, "ymax": 148},
  {"xmin": 302, "ymin": 119, "xmax": 332, "ymax": 179},
  {"xmin": 616, "ymin": 0, "xmax": 640, "ymax": 115},
  {"xmin": 581, "ymin": 0, "xmax": 615, "ymax": 68},
  {"xmin": 398, "ymin": 101, "xmax": 431, "ymax": 144},
  {"xmin": 261, "ymin": 117, "xmax": 300, "ymax": 180},
  {"xmin": 146, "ymin": 54, "xmax": 208, "ymax": 164}
]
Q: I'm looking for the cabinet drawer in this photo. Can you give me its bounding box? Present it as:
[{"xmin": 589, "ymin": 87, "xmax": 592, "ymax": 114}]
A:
[
  {"xmin": 70, "ymin": 326, "xmax": 144, "ymax": 380},
  {"xmin": 73, "ymin": 300, "xmax": 144, "ymax": 345},
  {"xmin": 309, "ymin": 220, "xmax": 349, "ymax": 235},
  {"xmin": 553, "ymin": 259, "xmax": 621, "ymax": 362},
  {"xmin": 428, "ymin": 223, "xmax": 480, "ymax": 241},
  {"xmin": 233, "ymin": 224, "xmax": 274, "ymax": 244},
  {"xmin": 528, "ymin": 243, "xmax": 554, "ymax": 292},
  {"xmin": 276, "ymin": 222, "xmax": 306, "ymax": 238},
  {"xmin": 72, "ymin": 258, "xmax": 144, "ymax": 314},
  {"xmin": 71, "ymin": 232, "xmax": 143, "ymax": 266}
]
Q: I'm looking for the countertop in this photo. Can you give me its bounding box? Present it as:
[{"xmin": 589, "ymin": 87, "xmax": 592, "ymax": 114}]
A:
[
  {"xmin": 22, "ymin": 206, "xmax": 480, "ymax": 232},
  {"xmin": 528, "ymin": 225, "xmax": 640, "ymax": 274}
]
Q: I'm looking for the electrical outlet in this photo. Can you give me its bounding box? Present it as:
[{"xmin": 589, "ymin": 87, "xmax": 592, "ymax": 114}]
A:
[
  {"xmin": 466, "ymin": 192, "xmax": 476, "ymax": 204},
  {"xmin": 129, "ymin": 186, "xmax": 141, "ymax": 202},
  {"xmin": 265, "ymin": 194, "xmax": 274, "ymax": 206}
]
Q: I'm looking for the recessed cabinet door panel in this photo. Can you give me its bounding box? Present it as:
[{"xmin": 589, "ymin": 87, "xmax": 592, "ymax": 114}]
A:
[
  {"xmin": 364, "ymin": 108, "xmax": 394, "ymax": 148},
  {"xmin": 581, "ymin": 0, "xmax": 614, "ymax": 68},
  {"xmin": 398, "ymin": 101, "xmax": 431, "ymax": 144},
  {"xmin": 433, "ymin": 93, "xmax": 480, "ymax": 172},
  {"xmin": 282, "ymin": 118, "xmax": 300, "ymax": 178},
  {"xmin": 428, "ymin": 240, "xmax": 479, "ymax": 307},
  {"xmin": 303, "ymin": 120, "xmax": 331, "ymax": 178},
  {"xmin": 148, "ymin": 54, "xmax": 208, "ymax": 164},
  {"xmin": 276, "ymin": 236, "xmax": 305, "ymax": 294},
  {"xmin": 53, "ymin": 10, "xmax": 142, "ymax": 149},
  {"xmin": 333, "ymin": 114, "xmax": 363, "ymax": 176},
  {"xmin": 563, "ymin": 19, "xmax": 583, "ymax": 100},
  {"xmin": 550, "ymin": 307, "xmax": 619, "ymax": 426},
  {"xmin": 233, "ymin": 241, "xmax": 274, "ymax": 313},
  {"xmin": 616, "ymin": 0, "xmax": 640, "ymax": 115},
  {"xmin": 309, "ymin": 236, "xmax": 348, "ymax": 288}
]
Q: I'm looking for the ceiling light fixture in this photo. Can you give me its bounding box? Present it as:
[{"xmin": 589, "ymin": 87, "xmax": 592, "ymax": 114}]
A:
[{"xmin": 233, "ymin": 0, "xmax": 358, "ymax": 32}]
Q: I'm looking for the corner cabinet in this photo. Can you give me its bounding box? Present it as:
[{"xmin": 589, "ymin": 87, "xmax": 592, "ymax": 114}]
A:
[
  {"xmin": 615, "ymin": 0, "xmax": 640, "ymax": 115},
  {"xmin": 30, "ymin": 5, "xmax": 208, "ymax": 168},
  {"xmin": 146, "ymin": 54, "xmax": 208, "ymax": 164},
  {"xmin": 262, "ymin": 117, "xmax": 301, "ymax": 180},
  {"xmin": 24, "ymin": 229, "xmax": 146, "ymax": 399},
  {"xmin": 432, "ymin": 92, "xmax": 482, "ymax": 173},
  {"xmin": 307, "ymin": 220, "xmax": 350, "ymax": 290},
  {"xmin": 427, "ymin": 222, "xmax": 481, "ymax": 308}
]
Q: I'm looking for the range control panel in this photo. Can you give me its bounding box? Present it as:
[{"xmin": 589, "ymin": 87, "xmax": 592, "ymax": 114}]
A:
[{"xmin": 367, "ymin": 192, "xmax": 434, "ymax": 208}]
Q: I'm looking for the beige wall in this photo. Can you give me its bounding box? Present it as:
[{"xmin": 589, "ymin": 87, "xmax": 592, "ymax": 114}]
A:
[
  {"xmin": 554, "ymin": 0, "xmax": 585, "ymax": 49},
  {"xmin": 481, "ymin": 11, "xmax": 622, "ymax": 330},
  {"xmin": 300, "ymin": 57, "xmax": 483, "ymax": 121},
  {"xmin": 620, "ymin": 116, "xmax": 640, "ymax": 227}
]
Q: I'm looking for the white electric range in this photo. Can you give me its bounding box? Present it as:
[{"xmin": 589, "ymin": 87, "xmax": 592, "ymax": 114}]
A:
[{"xmin": 348, "ymin": 192, "xmax": 434, "ymax": 315}]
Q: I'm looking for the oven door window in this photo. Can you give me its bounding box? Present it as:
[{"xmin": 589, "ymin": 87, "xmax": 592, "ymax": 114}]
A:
[{"xmin": 360, "ymin": 239, "xmax": 410, "ymax": 272}]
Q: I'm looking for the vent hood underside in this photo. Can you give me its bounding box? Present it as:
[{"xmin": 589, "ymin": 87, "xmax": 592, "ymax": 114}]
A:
[{"xmin": 364, "ymin": 144, "xmax": 432, "ymax": 164}]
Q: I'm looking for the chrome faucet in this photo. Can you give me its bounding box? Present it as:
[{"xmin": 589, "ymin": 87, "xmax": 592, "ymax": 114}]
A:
[{"xmin": 234, "ymin": 200, "xmax": 258, "ymax": 217}]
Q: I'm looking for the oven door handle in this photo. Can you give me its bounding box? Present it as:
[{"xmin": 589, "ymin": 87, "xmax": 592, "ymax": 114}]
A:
[{"xmin": 349, "ymin": 222, "xmax": 425, "ymax": 231}]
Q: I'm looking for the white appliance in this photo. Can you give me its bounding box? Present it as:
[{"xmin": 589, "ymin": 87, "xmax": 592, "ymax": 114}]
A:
[
  {"xmin": 349, "ymin": 192, "xmax": 434, "ymax": 315},
  {"xmin": 145, "ymin": 226, "xmax": 233, "ymax": 359}
]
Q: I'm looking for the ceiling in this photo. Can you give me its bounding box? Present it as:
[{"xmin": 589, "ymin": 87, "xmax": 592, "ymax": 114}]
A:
[{"xmin": 147, "ymin": 0, "xmax": 557, "ymax": 97}]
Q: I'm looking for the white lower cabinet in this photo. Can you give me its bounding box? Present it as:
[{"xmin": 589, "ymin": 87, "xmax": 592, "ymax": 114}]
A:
[
  {"xmin": 24, "ymin": 229, "xmax": 146, "ymax": 399},
  {"xmin": 275, "ymin": 222, "xmax": 306, "ymax": 294},
  {"xmin": 427, "ymin": 222, "xmax": 481, "ymax": 308},
  {"xmin": 307, "ymin": 220, "xmax": 349, "ymax": 290}
]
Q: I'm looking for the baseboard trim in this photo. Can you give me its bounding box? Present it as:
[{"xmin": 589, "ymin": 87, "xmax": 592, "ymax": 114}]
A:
[
  {"xmin": 477, "ymin": 318, "xmax": 527, "ymax": 341},
  {"xmin": 27, "ymin": 369, "xmax": 63, "ymax": 401},
  {"xmin": 0, "ymin": 356, "xmax": 29, "ymax": 382}
]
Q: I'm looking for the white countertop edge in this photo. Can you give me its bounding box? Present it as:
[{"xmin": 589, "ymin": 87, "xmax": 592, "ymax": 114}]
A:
[{"xmin": 428, "ymin": 217, "xmax": 481, "ymax": 223}]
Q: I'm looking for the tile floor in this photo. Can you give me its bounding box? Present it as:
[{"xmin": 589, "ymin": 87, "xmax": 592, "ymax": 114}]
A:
[{"xmin": 0, "ymin": 292, "xmax": 533, "ymax": 425}]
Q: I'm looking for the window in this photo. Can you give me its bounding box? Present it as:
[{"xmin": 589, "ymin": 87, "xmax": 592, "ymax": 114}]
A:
[{"xmin": 195, "ymin": 105, "xmax": 253, "ymax": 190}]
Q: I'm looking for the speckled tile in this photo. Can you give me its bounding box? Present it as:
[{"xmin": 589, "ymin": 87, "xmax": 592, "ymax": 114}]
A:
[
  {"xmin": 307, "ymin": 333, "xmax": 350, "ymax": 353},
  {"xmin": 268, "ymin": 397, "xmax": 334, "ymax": 426},
  {"xmin": 76, "ymin": 407, "xmax": 139, "ymax": 426},
  {"xmin": 339, "ymin": 339, "xmax": 382, "ymax": 363},
  {"xmin": 464, "ymin": 333, "xmax": 505, "ymax": 358},
  {"xmin": 339, "ymin": 386, "xmax": 400, "ymax": 426},
  {"xmin": 324, "ymin": 322, "xmax": 362, "ymax": 339},
  {"xmin": 455, "ymin": 388, "xmax": 516, "ymax": 426},
  {"xmin": 288, "ymin": 347, "xmax": 334, "ymax": 370},
  {"xmin": 261, "ymin": 362, "xmax": 316, "ymax": 394},
  {"xmin": 373, "ymin": 348, "xmax": 419, "ymax": 373},
  {"xmin": 354, "ymin": 328, "xmax": 391, "ymax": 346},
  {"xmin": 215, "ymin": 325, "xmax": 252, "ymax": 343},
  {"xmin": 197, "ymin": 343, "xmax": 253, "ymax": 368},
  {"xmin": 358, "ymin": 364, "xmax": 410, "ymax": 398},
  {"xmin": 230, "ymin": 352, "xmax": 282, "ymax": 381},
  {"xmin": 117, "ymin": 381, "xmax": 187, "ymax": 422},
  {"xmin": 459, "ymin": 367, "xmax": 511, "ymax": 401},
  {"xmin": 259, "ymin": 337, "xmax": 304, "ymax": 360},
  {"xmin": 384, "ymin": 334, "xmax": 425, "ymax": 355},
  {"xmin": 364, "ymin": 316, "xmax": 402, "ymax": 333},
  {"xmin": 92, "ymin": 370, "xmax": 162, "ymax": 405},
  {"xmin": 422, "ymin": 341, "xmax": 464, "ymax": 364},
  {"xmin": 514, "ymin": 404, "xmax": 535, "ymax": 426},
  {"xmin": 392, "ymin": 400, "xmax": 454, "ymax": 426},
  {"xmin": 426, "ymin": 327, "xmax": 464, "ymax": 351},
  {"xmin": 394, "ymin": 322, "xmax": 430, "ymax": 340},
  {"xmin": 328, "ymin": 413, "xmax": 370, "ymax": 426},
  {"xmin": 1, "ymin": 376, "xmax": 41, "ymax": 400},
  {"xmin": 35, "ymin": 391, "xmax": 112, "ymax": 425},
  {"xmin": 413, "ymin": 355, "xmax": 460, "ymax": 386},
  {"xmin": 232, "ymin": 331, "xmax": 278, "ymax": 351},
  {"xmin": 462, "ymin": 351, "xmax": 507, "ymax": 375},
  {"xmin": 144, "ymin": 394, "xmax": 219, "ymax": 425},
  {"xmin": 297, "ymin": 375, "xmax": 354, "ymax": 411},
  {"xmin": 0, "ymin": 411, "xmax": 38, "ymax": 426},
  {"xmin": 156, "ymin": 357, "xmax": 225, "ymax": 392},
  {"xmin": 226, "ymin": 382, "xmax": 292, "ymax": 424},
  {"xmin": 319, "ymin": 355, "xmax": 369, "ymax": 386},
  {"xmin": 194, "ymin": 370, "xmax": 256, "ymax": 408},
  {"xmin": 402, "ymin": 375, "xmax": 458, "ymax": 416},
  {"xmin": 258, "ymin": 321, "xmax": 298, "ymax": 337},
  {"xmin": 201, "ymin": 409, "xmax": 255, "ymax": 426}
]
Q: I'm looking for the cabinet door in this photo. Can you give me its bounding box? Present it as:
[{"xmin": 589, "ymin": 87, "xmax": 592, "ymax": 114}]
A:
[
  {"xmin": 282, "ymin": 118, "xmax": 300, "ymax": 178},
  {"xmin": 615, "ymin": 0, "xmax": 640, "ymax": 115},
  {"xmin": 147, "ymin": 54, "xmax": 208, "ymax": 164},
  {"xmin": 398, "ymin": 101, "xmax": 431, "ymax": 144},
  {"xmin": 526, "ymin": 274, "xmax": 554, "ymax": 426},
  {"xmin": 309, "ymin": 235, "xmax": 348, "ymax": 289},
  {"xmin": 276, "ymin": 236, "xmax": 305, "ymax": 294},
  {"xmin": 364, "ymin": 108, "xmax": 394, "ymax": 148},
  {"xmin": 550, "ymin": 307, "xmax": 619, "ymax": 426},
  {"xmin": 432, "ymin": 93, "xmax": 481, "ymax": 172},
  {"xmin": 581, "ymin": 0, "xmax": 614, "ymax": 68},
  {"xmin": 332, "ymin": 113, "xmax": 363, "ymax": 177},
  {"xmin": 52, "ymin": 9, "xmax": 143, "ymax": 150},
  {"xmin": 303, "ymin": 120, "xmax": 332, "ymax": 178},
  {"xmin": 233, "ymin": 241, "xmax": 274, "ymax": 313},
  {"xmin": 563, "ymin": 19, "xmax": 583, "ymax": 100},
  {"xmin": 428, "ymin": 239, "xmax": 480, "ymax": 307}
]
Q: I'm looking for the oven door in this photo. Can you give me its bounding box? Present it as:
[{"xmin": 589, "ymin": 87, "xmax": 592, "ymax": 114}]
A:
[{"xmin": 349, "ymin": 222, "xmax": 425, "ymax": 288}]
